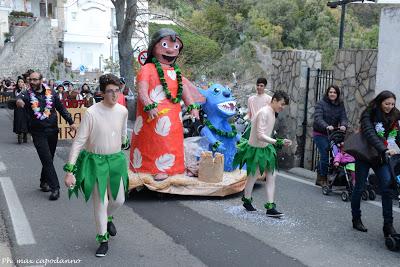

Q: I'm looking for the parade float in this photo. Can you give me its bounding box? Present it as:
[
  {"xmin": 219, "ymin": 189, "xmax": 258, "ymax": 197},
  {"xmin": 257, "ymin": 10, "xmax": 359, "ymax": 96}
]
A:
[{"xmin": 127, "ymin": 28, "xmax": 247, "ymax": 196}]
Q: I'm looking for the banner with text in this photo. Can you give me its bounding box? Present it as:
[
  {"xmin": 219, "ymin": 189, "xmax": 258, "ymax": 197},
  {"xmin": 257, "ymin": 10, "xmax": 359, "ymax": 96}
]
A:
[{"xmin": 57, "ymin": 108, "xmax": 87, "ymax": 140}]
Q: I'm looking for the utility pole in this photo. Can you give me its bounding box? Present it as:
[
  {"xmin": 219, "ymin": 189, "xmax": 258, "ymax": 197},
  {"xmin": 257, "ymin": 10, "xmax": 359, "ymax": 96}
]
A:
[
  {"xmin": 339, "ymin": 3, "xmax": 346, "ymax": 49},
  {"xmin": 327, "ymin": 0, "xmax": 376, "ymax": 49}
]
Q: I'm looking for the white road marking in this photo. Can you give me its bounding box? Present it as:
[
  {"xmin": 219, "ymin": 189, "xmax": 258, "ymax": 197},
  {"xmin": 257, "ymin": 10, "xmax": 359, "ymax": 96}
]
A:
[
  {"xmin": 0, "ymin": 162, "xmax": 6, "ymax": 172},
  {"xmin": 368, "ymin": 200, "xmax": 400, "ymax": 213},
  {"xmin": 277, "ymin": 171, "xmax": 400, "ymax": 214},
  {"xmin": 0, "ymin": 177, "xmax": 36, "ymax": 245},
  {"xmin": 277, "ymin": 171, "xmax": 317, "ymax": 187}
]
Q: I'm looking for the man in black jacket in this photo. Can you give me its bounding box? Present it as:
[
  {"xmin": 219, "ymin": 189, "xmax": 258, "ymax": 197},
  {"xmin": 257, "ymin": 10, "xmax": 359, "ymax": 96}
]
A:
[{"xmin": 16, "ymin": 71, "xmax": 77, "ymax": 200}]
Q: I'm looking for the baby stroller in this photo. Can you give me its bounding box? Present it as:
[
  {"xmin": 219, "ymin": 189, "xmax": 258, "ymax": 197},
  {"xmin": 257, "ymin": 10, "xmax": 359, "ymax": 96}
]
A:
[
  {"xmin": 322, "ymin": 130, "xmax": 354, "ymax": 201},
  {"xmin": 321, "ymin": 129, "xmax": 376, "ymax": 202},
  {"xmin": 384, "ymin": 154, "xmax": 400, "ymax": 251},
  {"xmin": 388, "ymin": 154, "xmax": 400, "ymax": 208}
]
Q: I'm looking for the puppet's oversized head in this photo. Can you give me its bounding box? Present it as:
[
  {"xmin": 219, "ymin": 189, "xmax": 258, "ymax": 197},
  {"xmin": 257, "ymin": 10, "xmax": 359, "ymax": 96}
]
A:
[
  {"xmin": 145, "ymin": 28, "xmax": 183, "ymax": 65},
  {"xmin": 199, "ymin": 84, "xmax": 237, "ymax": 119}
]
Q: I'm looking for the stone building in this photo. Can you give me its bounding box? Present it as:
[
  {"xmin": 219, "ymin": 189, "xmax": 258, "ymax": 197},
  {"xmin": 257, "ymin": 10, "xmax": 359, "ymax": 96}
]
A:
[{"xmin": 0, "ymin": 0, "xmax": 64, "ymax": 78}]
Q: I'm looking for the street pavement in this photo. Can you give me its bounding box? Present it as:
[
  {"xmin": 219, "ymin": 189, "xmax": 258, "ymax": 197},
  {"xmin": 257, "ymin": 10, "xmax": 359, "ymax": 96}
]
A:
[{"xmin": 0, "ymin": 107, "xmax": 400, "ymax": 266}]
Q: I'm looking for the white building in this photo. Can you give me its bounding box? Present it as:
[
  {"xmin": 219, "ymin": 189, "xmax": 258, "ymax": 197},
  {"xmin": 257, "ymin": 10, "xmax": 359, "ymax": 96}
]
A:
[
  {"xmin": 0, "ymin": 0, "xmax": 61, "ymax": 45},
  {"xmin": 63, "ymin": 0, "xmax": 113, "ymax": 71},
  {"xmin": 63, "ymin": 0, "xmax": 149, "ymax": 72},
  {"xmin": 1, "ymin": 0, "xmax": 177, "ymax": 72}
]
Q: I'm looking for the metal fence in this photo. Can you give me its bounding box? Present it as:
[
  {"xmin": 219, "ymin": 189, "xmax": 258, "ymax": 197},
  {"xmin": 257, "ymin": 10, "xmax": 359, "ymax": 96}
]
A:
[{"xmin": 308, "ymin": 69, "xmax": 334, "ymax": 171}]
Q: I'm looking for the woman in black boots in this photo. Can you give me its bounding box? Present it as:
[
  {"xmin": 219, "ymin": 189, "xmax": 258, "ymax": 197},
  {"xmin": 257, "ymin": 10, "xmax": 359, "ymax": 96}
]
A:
[
  {"xmin": 351, "ymin": 90, "xmax": 399, "ymax": 238},
  {"xmin": 13, "ymin": 76, "xmax": 29, "ymax": 144},
  {"xmin": 313, "ymin": 85, "xmax": 348, "ymax": 186}
]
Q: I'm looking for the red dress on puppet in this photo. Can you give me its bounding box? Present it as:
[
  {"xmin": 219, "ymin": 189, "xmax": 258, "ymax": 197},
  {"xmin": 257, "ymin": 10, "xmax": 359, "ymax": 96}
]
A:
[{"xmin": 130, "ymin": 63, "xmax": 202, "ymax": 175}]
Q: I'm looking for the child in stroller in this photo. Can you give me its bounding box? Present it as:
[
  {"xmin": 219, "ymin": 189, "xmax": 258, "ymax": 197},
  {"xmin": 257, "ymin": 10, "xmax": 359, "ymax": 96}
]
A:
[
  {"xmin": 322, "ymin": 130, "xmax": 354, "ymax": 201},
  {"xmin": 322, "ymin": 130, "xmax": 376, "ymax": 202},
  {"xmin": 333, "ymin": 142, "xmax": 356, "ymax": 186}
]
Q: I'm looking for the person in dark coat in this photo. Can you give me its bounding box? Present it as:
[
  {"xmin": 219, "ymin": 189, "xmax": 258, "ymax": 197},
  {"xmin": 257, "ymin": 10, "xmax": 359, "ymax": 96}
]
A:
[
  {"xmin": 56, "ymin": 84, "xmax": 68, "ymax": 101},
  {"xmin": 16, "ymin": 72, "xmax": 77, "ymax": 200},
  {"xmin": 312, "ymin": 85, "xmax": 348, "ymax": 186},
  {"xmin": 351, "ymin": 90, "xmax": 400, "ymax": 237},
  {"xmin": 13, "ymin": 76, "xmax": 29, "ymax": 144}
]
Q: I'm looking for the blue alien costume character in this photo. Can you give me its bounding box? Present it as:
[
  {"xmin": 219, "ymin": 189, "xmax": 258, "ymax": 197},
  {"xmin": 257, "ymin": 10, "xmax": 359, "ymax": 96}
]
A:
[{"xmin": 199, "ymin": 84, "xmax": 241, "ymax": 171}]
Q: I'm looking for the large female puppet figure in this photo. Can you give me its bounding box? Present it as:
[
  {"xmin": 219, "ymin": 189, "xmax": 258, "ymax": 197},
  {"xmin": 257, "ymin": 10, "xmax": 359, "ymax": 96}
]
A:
[{"xmin": 130, "ymin": 28, "xmax": 204, "ymax": 181}]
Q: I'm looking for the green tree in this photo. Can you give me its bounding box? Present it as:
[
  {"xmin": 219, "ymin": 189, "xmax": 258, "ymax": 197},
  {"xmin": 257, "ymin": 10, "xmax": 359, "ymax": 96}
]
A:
[
  {"xmin": 149, "ymin": 23, "xmax": 221, "ymax": 78},
  {"xmin": 111, "ymin": 0, "xmax": 138, "ymax": 90},
  {"xmin": 189, "ymin": 2, "xmax": 240, "ymax": 47},
  {"xmin": 153, "ymin": 0, "xmax": 381, "ymax": 71}
]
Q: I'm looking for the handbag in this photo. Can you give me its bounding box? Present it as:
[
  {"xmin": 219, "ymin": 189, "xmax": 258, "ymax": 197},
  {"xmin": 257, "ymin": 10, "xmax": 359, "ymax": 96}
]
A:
[{"xmin": 343, "ymin": 131, "xmax": 381, "ymax": 164}]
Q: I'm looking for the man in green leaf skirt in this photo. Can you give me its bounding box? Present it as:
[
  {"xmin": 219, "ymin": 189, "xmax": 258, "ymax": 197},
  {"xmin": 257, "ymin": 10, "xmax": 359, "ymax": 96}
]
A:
[
  {"xmin": 233, "ymin": 91, "xmax": 292, "ymax": 218},
  {"xmin": 63, "ymin": 74, "xmax": 130, "ymax": 257}
]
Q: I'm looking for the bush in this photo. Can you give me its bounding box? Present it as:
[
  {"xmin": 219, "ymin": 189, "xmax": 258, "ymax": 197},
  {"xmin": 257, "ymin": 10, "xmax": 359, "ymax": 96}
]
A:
[
  {"xmin": 149, "ymin": 23, "xmax": 221, "ymax": 79},
  {"xmin": 9, "ymin": 11, "xmax": 34, "ymax": 17}
]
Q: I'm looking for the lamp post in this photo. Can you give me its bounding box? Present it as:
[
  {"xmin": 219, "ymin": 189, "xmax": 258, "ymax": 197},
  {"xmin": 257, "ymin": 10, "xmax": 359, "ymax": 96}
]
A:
[{"xmin": 327, "ymin": 0, "xmax": 376, "ymax": 49}]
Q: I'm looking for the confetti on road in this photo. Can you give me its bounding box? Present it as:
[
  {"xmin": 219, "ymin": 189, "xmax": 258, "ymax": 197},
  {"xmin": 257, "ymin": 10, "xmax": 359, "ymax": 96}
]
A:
[{"xmin": 222, "ymin": 205, "xmax": 302, "ymax": 227}]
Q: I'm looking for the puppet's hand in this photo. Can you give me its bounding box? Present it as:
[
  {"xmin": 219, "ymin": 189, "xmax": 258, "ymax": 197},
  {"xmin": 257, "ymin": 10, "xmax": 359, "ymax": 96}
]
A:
[{"xmin": 147, "ymin": 108, "xmax": 159, "ymax": 120}]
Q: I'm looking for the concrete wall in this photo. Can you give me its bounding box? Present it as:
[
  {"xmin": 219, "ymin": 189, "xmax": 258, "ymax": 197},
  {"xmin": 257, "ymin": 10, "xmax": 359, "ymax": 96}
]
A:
[{"xmin": 376, "ymin": 7, "xmax": 400, "ymax": 96}]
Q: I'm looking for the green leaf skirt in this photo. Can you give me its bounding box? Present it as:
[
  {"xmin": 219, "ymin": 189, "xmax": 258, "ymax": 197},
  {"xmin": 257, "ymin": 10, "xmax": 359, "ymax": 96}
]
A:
[
  {"xmin": 69, "ymin": 150, "xmax": 129, "ymax": 203},
  {"xmin": 233, "ymin": 139, "xmax": 277, "ymax": 176}
]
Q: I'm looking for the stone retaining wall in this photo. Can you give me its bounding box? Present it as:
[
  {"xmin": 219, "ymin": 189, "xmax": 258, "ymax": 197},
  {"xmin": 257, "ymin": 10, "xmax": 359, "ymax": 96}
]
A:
[
  {"xmin": 271, "ymin": 50, "xmax": 321, "ymax": 169},
  {"xmin": 332, "ymin": 49, "xmax": 377, "ymax": 131},
  {"xmin": 0, "ymin": 18, "xmax": 60, "ymax": 79}
]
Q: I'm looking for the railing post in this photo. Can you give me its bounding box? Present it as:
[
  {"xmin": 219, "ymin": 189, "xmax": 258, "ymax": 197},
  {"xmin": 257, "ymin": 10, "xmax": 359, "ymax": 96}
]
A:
[{"xmin": 300, "ymin": 68, "xmax": 311, "ymax": 168}]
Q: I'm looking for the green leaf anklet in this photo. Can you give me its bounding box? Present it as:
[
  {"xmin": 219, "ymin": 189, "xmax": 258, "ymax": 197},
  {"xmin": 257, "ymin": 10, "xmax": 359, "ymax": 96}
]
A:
[
  {"xmin": 96, "ymin": 232, "xmax": 110, "ymax": 243},
  {"xmin": 264, "ymin": 202, "xmax": 276, "ymax": 210},
  {"xmin": 241, "ymin": 196, "xmax": 253, "ymax": 205}
]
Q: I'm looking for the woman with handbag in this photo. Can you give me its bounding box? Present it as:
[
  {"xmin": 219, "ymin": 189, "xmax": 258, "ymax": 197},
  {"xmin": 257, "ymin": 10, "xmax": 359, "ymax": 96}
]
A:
[
  {"xmin": 351, "ymin": 90, "xmax": 399, "ymax": 238},
  {"xmin": 313, "ymin": 85, "xmax": 348, "ymax": 186}
]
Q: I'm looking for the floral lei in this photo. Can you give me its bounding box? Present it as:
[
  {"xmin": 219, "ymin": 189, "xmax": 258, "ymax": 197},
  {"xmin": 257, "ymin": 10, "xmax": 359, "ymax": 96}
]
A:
[
  {"xmin": 29, "ymin": 87, "xmax": 53, "ymax": 120},
  {"xmin": 375, "ymin": 122, "xmax": 398, "ymax": 147},
  {"xmin": 204, "ymin": 119, "xmax": 237, "ymax": 138},
  {"xmin": 152, "ymin": 57, "xmax": 183, "ymax": 104}
]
